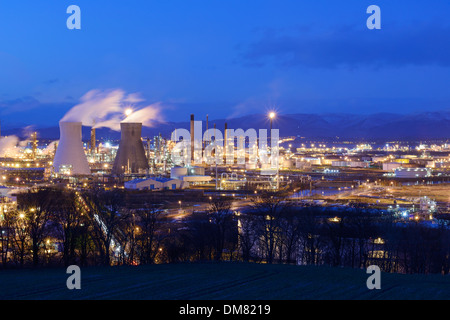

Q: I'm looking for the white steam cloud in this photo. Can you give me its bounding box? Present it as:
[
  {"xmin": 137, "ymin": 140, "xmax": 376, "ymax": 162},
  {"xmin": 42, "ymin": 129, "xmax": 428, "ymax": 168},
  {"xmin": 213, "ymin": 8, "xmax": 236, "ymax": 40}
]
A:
[
  {"xmin": 42, "ymin": 141, "xmax": 58, "ymax": 156},
  {"xmin": 61, "ymin": 89, "xmax": 163, "ymax": 131},
  {"xmin": 0, "ymin": 136, "xmax": 20, "ymax": 157}
]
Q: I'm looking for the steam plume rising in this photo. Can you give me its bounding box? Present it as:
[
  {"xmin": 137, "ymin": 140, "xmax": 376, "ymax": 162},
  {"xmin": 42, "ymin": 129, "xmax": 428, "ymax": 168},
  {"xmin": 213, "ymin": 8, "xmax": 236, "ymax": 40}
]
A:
[
  {"xmin": 0, "ymin": 136, "xmax": 20, "ymax": 157},
  {"xmin": 61, "ymin": 89, "xmax": 163, "ymax": 131},
  {"xmin": 122, "ymin": 103, "xmax": 162, "ymax": 127}
]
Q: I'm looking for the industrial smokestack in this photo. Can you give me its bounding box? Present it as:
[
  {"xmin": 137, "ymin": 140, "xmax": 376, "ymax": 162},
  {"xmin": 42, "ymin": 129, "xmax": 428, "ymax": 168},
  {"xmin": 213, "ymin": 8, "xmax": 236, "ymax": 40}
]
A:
[
  {"xmin": 112, "ymin": 122, "xmax": 149, "ymax": 175},
  {"xmin": 90, "ymin": 127, "xmax": 96, "ymax": 153},
  {"xmin": 32, "ymin": 132, "xmax": 37, "ymax": 160},
  {"xmin": 53, "ymin": 121, "xmax": 91, "ymax": 175},
  {"xmin": 224, "ymin": 122, "xmax": 228, "ymax": 162},
  {"xmin": 224, "ymin": 122, "xmax": 227, "ymax": 142},
  {"xmin": 190, "ymin": 114, "xmax": 195, "ymax": 164},
  {"xmin": 204, "ymin": 114, "xmax": 208, "ymax": 150}
]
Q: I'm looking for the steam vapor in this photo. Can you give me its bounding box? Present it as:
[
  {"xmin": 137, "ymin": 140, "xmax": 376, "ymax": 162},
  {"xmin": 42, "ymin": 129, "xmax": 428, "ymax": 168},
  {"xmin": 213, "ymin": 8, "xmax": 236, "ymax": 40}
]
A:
[
  {"xmin": 0, "ymin": 136, "xmax": 20, "ymax": 157},
  {"xmin": 61, "ymin": 89, "xmax": 163, "ymax": 131}
]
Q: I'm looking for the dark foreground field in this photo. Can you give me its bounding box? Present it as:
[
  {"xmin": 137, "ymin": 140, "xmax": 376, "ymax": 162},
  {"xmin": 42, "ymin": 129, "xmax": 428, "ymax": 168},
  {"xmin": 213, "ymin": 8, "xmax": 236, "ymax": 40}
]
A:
[{"xmin": 1, "ymin": 262, "xmax": 450, "ymax": 300}]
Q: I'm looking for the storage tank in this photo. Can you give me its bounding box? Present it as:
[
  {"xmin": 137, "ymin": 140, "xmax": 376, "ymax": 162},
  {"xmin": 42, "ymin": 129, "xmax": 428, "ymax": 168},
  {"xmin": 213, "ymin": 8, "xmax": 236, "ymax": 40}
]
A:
[
  {"xmin": 394, "ymin": 168, "xmax": 431, "ymax": 178},
  {"xmin": 111, "ymin": 122, "xmax": 149, "ymax": 175},
  {"xmin": 53, "ymin": 121, "xmax": 91, "ymax": 175},
  {"xmin": 171, "ymin": 167, "xmax": 188, "ymax": 179}
]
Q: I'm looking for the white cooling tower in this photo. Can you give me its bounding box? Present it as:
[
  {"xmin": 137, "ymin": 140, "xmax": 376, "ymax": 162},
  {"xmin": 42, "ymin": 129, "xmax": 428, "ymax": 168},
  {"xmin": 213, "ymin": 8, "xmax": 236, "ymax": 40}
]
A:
[{"xmin": 53, "ymin": 121, "xmax": 91, "ymax": 175}]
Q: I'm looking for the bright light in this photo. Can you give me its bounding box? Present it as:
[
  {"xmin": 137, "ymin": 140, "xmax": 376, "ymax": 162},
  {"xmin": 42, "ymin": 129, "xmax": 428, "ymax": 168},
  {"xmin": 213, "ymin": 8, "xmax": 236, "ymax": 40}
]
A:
[
  {"xmin": 125, "ymin": 108, "xmax": 133, "ymax": 116},
  {"xmin": 269, "ymin": 112, "xmax": 276, "ymax": 119}
]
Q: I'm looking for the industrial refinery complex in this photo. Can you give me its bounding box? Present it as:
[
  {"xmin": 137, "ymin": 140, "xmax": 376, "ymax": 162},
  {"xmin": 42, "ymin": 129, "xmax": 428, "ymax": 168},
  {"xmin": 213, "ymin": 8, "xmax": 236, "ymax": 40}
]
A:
[
  {"xmin": 0, "ymin": 112, "xmax": 449, "ymax": 209},
  {"xmin": 3, "ymin": 0, "xmax": 450, "ymax": 305},
  {"xmin": 0, "ymin": 110, "xmax": 449, "ymax": 277}
]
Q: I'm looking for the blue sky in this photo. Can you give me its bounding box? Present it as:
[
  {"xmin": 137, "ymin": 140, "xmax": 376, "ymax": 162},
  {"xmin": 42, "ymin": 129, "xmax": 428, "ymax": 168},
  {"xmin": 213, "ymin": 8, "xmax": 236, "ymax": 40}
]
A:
[{"xmin": 1, "ymin": 0, "xmax": 450, "ymax": 128}]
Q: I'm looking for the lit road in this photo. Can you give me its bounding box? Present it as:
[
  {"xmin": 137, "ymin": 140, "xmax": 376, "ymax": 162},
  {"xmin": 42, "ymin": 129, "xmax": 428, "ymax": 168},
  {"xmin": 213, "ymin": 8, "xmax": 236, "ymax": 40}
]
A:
[{"xmin": 164, "ymin": 199, "xmax": 254, "ymax": 221}]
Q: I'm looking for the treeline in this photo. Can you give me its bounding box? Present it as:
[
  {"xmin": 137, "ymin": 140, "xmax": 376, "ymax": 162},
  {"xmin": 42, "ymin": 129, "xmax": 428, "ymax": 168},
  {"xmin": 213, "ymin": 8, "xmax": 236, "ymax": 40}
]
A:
[
  {"xmin": 1, "ymin": 188, "xmax": 450, "ymax": 275},
  {"xmin": 0, "ymin": 188, "xmax": 170, "ymax": 268},
  {"xmin": 165, "ymin": 194, "xmax": 450, "ymax": 275}
]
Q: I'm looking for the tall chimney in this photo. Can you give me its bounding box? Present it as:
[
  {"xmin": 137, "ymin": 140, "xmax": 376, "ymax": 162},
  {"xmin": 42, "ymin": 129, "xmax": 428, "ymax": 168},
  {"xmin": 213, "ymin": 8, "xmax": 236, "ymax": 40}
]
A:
[
  {"xmin": 204, "ymin": 114, "xmax": 208, "ymax": 150},
  {"xmin": 32, "ymin": 132, "xmax": 37, "ymax": 160},
  {"xmin": 190, "ymin": 114, "xmax": 195, "ymax": 164},
  {"xmin": 90, "ymin": 128, "xmax": 96, "ymax": 153},
  {"xmin": 224, "ymin": 122, "xmax": 228, "ymax": 162},
  {"xmin": 53, "ymin": 121, "xmax": 91, "ymax": 175},
  {"xmin": 224, "ymin": 122, "xmax": 227, "ymax": 142},
  {"xmin": 112, "ymin": 122, "xmax": 149, "ymax": 175}
]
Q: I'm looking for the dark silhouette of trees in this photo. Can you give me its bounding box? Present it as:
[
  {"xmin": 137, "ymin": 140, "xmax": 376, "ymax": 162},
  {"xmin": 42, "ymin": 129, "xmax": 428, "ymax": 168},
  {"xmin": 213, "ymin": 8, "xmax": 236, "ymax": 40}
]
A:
[
  {"xmin": 207, "ymin": 198, "xmax": 237, "ymax": 261},
  {"xmin": 166, "ymin": 198, "xmax": 238, "ymax": 263},
  {"xmin": 50, "ymin": 190, "xmax": 90, "ymax": 266},
  {"xmin": 132, "ymin": 204, "xmax": 166, "ymax": 265},
  {"xmin": 0, "ymin": 209, "xmax": 14, "ymax": 267},
  {"xmin": 250, "ymin": 192, "xmax": 290, "ymax": 264},
  {"xmin": 18, "ymin": 188, "xmax": 54, "ymax": 267},
  {"xmin": 297, "ymin": 208, "xmax": 324, "ymax": 266},
  {"xmin": 278, "ymin": 208, "xmax": 302, "ymax": 264},
  {"xmin": 3, "ymin": 185, "xmax": 450, "ymax": 275},
  {"xmin": 84, "ymin": 189, "xmax": 130, "ymax": 266},
  {"xmin": 237, "ymin": 214, "xmax": 258, "ymax": 262}
]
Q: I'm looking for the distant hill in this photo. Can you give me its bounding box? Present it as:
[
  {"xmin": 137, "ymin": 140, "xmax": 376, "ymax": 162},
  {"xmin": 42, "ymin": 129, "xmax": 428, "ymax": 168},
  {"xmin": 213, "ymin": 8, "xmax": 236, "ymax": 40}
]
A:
[{"xmin": 3, "ymin": 111, "xmax": 449, "ymax": 141}]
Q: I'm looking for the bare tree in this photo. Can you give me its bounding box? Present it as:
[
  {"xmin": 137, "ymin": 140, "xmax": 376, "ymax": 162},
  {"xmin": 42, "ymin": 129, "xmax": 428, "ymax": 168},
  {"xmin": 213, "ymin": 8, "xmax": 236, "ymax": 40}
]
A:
[
  {"xmin": 250, "ymin": 192, "xmax": 289, "ymax": 264},
  {"xmin": 131, "ymin": 204, "xmax": 166, "ymax": 265},
  {"xmin": 207, "ymin": 198, "xmax": 236, "ymax": 261},
  {"xmin": 297, "ymin": 208, "xmax": 324, "ymax": 266},
  {"xmin": 278, "ymin": 208, "xmax": 302, "ymax": 264},
  {"xmin": 85, "ymin": 189, "xmax": 130, "ymax": 266},
  {"xmin": 0, "ymin": 209, "xmax": 15, "ymax": 267},
  {"xmin": 52, "ymin": 190, "xmax": 86, "ymax": 266},
  {"xmin": 18, "ymin": 188, "xmax": 54, "ymax": 267},
  {"xmin": 237, "ymin": 214, "xmax": 258, "ymax": 262},
  {"xmin": 11, "ymin": 211, "xmax": 29, "ymax": 267}
]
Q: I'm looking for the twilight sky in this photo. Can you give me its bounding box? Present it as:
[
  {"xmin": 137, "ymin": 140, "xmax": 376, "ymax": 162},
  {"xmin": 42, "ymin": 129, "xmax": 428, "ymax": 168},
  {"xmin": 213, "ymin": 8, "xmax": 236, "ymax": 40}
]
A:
[{"xmin": 1, "ymin": 0, "xmax": 450, "ymax": 128}]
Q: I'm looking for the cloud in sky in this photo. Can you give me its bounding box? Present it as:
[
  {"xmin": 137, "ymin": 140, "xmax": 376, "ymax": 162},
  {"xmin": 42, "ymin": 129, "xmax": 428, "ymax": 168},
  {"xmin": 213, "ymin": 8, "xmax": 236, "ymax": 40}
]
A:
[
  {"xmin": 0, "ymin": 96, "xmax": 41, "ymax": 114},
  {"xmin": 43, "ymin": 78, "xmax": 59, "ymax": 85},
  {"xmin": 240, "ymin": 24, "xmax": 450, "ymax": 69}
]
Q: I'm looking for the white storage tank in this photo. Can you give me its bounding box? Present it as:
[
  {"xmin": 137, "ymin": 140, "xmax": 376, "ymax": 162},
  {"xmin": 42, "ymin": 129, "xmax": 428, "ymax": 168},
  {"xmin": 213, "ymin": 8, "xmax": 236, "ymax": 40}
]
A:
[
  {"xmin": 171, "ymin": 167, "xmax": 188, "ymax": 179},
  {"xmin": 395, "ymin": 168, "xmax": 431, "ymax": 178}
]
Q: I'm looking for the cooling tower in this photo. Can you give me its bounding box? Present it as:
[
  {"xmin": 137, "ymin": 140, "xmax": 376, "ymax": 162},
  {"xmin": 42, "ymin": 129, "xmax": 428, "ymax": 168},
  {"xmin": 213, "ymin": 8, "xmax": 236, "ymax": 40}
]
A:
[
  {"xmin": 53, "ymin": 121, "xmax": 91, "ymax": 175},
  {"xmin": 112, "ymin": 122, "xmax": 149, "ymax": 175}
]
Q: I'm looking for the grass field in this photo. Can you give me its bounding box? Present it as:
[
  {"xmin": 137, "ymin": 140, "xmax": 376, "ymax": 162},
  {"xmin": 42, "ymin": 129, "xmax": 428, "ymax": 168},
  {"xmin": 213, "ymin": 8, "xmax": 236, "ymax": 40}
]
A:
[{"xmin": 1, "ymin": 262, "xmax": 450, "ymax": 300}]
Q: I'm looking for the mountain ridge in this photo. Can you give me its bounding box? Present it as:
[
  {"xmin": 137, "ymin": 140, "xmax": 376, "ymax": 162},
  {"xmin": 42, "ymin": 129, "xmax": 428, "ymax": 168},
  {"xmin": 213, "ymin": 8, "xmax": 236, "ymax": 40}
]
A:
[{"xmin": 2, "ymin": 111, "xmax": 449, "ymax": 141}]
